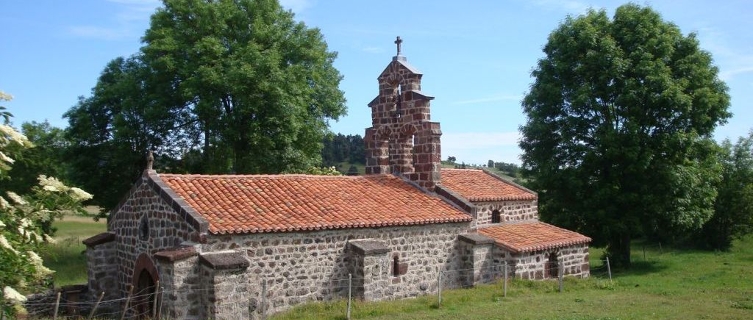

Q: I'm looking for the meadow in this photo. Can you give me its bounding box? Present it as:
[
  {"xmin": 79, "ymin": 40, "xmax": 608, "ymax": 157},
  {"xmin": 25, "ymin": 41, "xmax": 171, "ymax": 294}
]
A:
[
  {"xmin": 40, "ymin": 215, "xmax": 106, "ymax": 286},
  {"xmin": 42, "ymin": 218, "xmax": 752, "ymax": 319}
]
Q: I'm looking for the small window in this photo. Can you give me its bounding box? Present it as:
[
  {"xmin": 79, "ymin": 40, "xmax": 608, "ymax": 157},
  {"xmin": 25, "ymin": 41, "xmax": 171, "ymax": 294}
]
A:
[
  {"xmin": 139, "ymin": 215, "xmax": 149, "ymax": 241},
  {"xmin": 393, "ymin": 256, "xmax": 400, "ymax": 277},
  {"xmin": 491, "ymin": 210, "xmax": 501, "ymax": 224}
]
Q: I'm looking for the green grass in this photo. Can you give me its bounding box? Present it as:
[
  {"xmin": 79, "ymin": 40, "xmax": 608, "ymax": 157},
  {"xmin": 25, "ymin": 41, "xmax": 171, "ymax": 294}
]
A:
[
  {"xmin": 40, "ymin": 216, "xmax": 106, "ymax": 287},
  {"xmin": 272, "ymin": 236, "xmax": 753, "ymax": 320}
]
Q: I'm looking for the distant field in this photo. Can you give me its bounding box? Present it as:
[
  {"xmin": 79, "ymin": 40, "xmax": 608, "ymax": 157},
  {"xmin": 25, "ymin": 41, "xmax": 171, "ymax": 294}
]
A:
[
  {"xmin": 273, "ymin": 237, "xmax": 753, "ymax": 320},
  {"xmin": 40, "ymin": 215, "xmax": 106, "ymax": 286}
]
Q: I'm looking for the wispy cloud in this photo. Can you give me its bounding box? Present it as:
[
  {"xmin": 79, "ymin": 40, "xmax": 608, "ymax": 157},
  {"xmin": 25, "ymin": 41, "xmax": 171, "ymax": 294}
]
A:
[
  {"xmin": 442, "ymin": 132, "xmax": 523, "ymax": 165},
  {"xmin": 280, "ymin": 0, "xmax": 314, "ymax": 14},
  {"xmin": 530, "ymin": 0, "xmax": 591, "ymax": 14},
  {"xmin": 451, "ymin": 94, "xmax": 521, "ymax": 105},
  {"xmin": 67, "ymin": 0, "xmax": 159, "ymax": 40},
  {"xmin": 695, "ymin": 26, "xmax": 753, "ymax": 81},
  {"xmin": 443, "ymin": 132, "xmax": 521, "ymax": 149},
  {"xmin": 361, "ymin": 46, "xmax": 384, "ymax": 54}
]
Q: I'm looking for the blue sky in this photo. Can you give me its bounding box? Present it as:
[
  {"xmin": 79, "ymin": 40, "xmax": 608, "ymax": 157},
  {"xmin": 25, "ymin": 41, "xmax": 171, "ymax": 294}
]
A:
[{"xmin": 2, "ymin": 0, "xmax": 751, "ymax": 165}]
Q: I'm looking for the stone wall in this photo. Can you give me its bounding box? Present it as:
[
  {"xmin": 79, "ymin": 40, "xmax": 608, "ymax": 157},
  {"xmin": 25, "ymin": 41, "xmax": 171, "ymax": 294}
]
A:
[
  {"xmin": 157, "ymin": 254, "xmax": 202, "ymax": 319},
  {"xmin": 106, "ymin": 173, "xmax": 205, "ymax": 300},
  {"xmin": 473, "ymin": 200, "xmax": 538, "ymax": 228},
  {"xmin": 498, "ymin": 244, "xmax": 590, "ymax": 280},
  {"xmin": 201, "ymin": 222, "xmax": 469, "ymax": 316},
  {"xmin": 84, "ymin": 236, "xmax": 118, "ymax": 303}
]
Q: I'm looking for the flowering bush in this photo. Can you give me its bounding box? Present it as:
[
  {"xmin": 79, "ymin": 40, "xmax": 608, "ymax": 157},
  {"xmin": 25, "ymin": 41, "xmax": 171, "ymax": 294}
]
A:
[{"xmin": 1, "ymin": 94, "xmax": 92, "ymax": 316}]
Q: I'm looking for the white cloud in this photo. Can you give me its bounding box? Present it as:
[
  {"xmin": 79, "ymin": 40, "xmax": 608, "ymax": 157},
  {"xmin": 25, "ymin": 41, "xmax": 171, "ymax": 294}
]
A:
[
  {"xmin": 68, "ymin": 0, "xmax": 160, "ymax": 40},
  {"xmin": 279, "ymin": 0, "xmax": 314, "ymax": 14},
  {"xmin": 451, "ymin": 94, "xmax": 521, "ymax": 106},
  {"xmin": 531, "ymin": 0, "xmax": 591, "ymax": 14},
  {"xmin": 443, "ymin": 132, "xmax": 521, "ymax": 149},
  {"xmin": 361, "ymin": 46, "xmax": 384, "ymax": 54},
  {"xmin": 67, "ymin": 26, "xmax": 131, "ymax": 41}
]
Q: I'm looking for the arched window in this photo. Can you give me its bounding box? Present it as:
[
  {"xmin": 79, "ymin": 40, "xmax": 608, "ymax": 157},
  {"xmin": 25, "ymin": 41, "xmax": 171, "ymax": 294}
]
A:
[
  {"xmin": 491, "ymin": 210, "xmax": 501, "ymax": 224},
  {"xmin": 138, "ymin": 215, "xmax": 149, "ymax": 241}
]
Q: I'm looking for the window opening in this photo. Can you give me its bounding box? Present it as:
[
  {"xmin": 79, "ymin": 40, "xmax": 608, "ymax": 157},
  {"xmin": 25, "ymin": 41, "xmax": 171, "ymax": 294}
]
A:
[{"xmin": 491, "ymin": 210, "xmax": 501, "ymax": 224}]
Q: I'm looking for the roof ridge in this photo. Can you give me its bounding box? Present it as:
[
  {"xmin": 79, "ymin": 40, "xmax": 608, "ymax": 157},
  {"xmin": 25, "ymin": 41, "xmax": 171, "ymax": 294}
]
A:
[{"xmin": 156, "ymin": 173, "xmax": 382, "ymax": 179}]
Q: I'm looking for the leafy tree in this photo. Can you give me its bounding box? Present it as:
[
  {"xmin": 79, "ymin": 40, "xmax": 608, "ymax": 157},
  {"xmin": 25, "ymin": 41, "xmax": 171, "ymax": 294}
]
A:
[
  {"xmin": 5, "ymin": 122, "xmax": 69, "ymax": 195},
  {"xmin": 1, "ymin": 100, "xmax": 92, "ymax": 317},
  {"xmin": 488, "ymin": 160, "xmax": 495, "ymax": 168},
  {"xmin": 696, "ymin": 132, "xmax": 753, "ymax": 250},
  {"xmin": 519, "ymin": 4, "xmax": 730, "ymax": 267},
  {"xmin": 446, "ymin": 156, "xmax": 456, "ymax": 163},
  {"xmin": 65, "ymin": 0, "xmax": 346, "ymax": 211},
  {"xmin": 141, "ymin": 0, "xmax": 345, "ymax": 173},
  {"xmin": 321, "ymin": 133, "xmax": 365, "ymax": 166}
]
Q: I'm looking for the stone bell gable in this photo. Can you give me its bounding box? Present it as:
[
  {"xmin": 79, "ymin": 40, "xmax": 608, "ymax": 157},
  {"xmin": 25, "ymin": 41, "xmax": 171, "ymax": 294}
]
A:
[{"xmin": 365, "ymin": 36, "xmax": 442, "ymax": 191}]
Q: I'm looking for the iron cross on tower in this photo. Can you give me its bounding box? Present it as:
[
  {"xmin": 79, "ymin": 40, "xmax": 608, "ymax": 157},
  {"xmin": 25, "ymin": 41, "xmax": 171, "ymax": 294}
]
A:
[{"xmin": 394, "ymin": 36, "xmax": 403, "ymax": 55}]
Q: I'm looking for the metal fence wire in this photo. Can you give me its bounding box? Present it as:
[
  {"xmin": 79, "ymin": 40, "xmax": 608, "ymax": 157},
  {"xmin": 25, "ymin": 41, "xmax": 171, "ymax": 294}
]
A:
[{"xmin": 11, "ymin": 259, "xmax": 616, "ymax": 320}]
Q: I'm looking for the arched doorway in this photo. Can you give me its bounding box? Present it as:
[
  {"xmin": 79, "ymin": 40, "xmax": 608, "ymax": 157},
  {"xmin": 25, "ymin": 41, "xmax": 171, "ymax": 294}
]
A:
[{"xmin": 131, "ymin": 253, "xmax": 159, "ymax": 319}]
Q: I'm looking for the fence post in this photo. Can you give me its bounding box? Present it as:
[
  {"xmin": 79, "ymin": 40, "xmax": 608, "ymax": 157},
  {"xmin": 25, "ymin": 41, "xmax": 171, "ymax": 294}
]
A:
[
  {"xmin": 503, "ymin": 261, "xmax": 508, "ymax": 298},
  {"xmin": 53, "ymin": 291, "xmax": 61, "ymax": 320},
  {"xmin": 87, "ymin": 291, "xmax": 105, "ymax": 320},
  {"xmin": 347, "ymin": 273, "xmax": 352, "ymax": 320},
  {"xmin": 606, "ymin": 257, "xmax": 612, "ymax": 282},
  {"xmin": 152, "ymin": 280, "xmax": 160, "ymax": 319},
  {"xmin": 558, "ymin": 260, "xmax": 564, "ymax": 293},
  {"xmin": 119, "ymin": 285, "xmax": 134, "ymax": 320},
  {"xmin": 437, "ymin": 270, "xmax": 442, "ymax": 307},
  {"xmin": 261, "ymin": 279, "xmax": 267, "ymax": 320}
]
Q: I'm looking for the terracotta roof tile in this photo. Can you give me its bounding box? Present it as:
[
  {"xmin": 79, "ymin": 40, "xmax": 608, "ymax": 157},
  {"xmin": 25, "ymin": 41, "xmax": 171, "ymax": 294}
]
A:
[
  {"xmin": 158, "ymin": 174, "xmax": 472, "ymax": 234},
  {"xmin": 440, "ymin": 169, "xmax": 536, "ymax": 202},
  {"xmin": 478, "ymin": 222, "xmax": 591, "ymax": 253}
]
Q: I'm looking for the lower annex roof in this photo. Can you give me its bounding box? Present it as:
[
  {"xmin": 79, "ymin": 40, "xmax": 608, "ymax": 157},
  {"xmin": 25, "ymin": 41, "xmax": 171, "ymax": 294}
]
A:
[{"xmin": 478, "ymin": 221, "xmax": 591, "ymax": 253}]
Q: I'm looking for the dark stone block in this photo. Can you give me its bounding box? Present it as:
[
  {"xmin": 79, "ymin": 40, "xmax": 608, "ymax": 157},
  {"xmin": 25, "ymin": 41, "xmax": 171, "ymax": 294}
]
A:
[
  {"xmin": 349, "ymin": 240, "xmax": 390, "ymax": 255},
  {"xmin": 458, "ymin": 233, "xmax": 495, "ymax": 245},
  {"xmin": 154, "ymin": 246, "xmax": 198, "ymax": 262},
  {"xmin": 199, "ymin": 252, "xmax": 250, "ymax": 270},
  {"xmin": 82, "ymin": 232, "xmax": 115, "ymax": 248}
]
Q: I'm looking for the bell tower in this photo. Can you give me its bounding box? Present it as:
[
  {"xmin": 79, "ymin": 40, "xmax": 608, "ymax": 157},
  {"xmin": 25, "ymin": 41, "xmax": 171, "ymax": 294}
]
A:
[{"xmin": 364, "ymin": 37, "xmax": 442, "ymax": 191}]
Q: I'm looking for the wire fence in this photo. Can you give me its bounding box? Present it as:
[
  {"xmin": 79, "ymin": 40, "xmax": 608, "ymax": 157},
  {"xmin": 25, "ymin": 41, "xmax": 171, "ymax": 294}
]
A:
[{"xmin": 8, "ymin": 259, "xmax": 614, "ymax": 320}]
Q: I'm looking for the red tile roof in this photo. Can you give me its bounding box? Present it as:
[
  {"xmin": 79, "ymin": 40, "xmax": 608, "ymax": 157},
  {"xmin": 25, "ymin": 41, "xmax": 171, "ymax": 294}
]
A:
[
  {"xmin": 440, "ymin": 169, "xmax": 536, "ymax": 202},
  {"xmin": 478, "ymin": 222, "xmax": 591, "ymax": 253},
  {"xmin": 158, "ymin": 174, "xmax": 472, "ymax": 234}
]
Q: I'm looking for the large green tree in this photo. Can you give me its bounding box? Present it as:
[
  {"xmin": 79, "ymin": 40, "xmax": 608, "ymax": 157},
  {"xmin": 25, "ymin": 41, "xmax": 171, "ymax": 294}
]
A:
[
  {"xmin": 141, "ymin": 0, "xmax": 346, "ymax": 174},
  {"xmin": 697, "ymin": 132, "xmax": 753, "ymax": 250},
  {"xmin": 519, "ymin": 4, "xmax": 730, "ymax": 267},
  {"xmin": 65, "ymin": 0, "xmax": 346, "ymax": 211}
]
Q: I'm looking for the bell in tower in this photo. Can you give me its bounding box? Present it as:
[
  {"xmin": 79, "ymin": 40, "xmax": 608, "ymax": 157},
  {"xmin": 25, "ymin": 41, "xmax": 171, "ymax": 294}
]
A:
[{"xmin": 364, "ymin": 37, "xmax": 443, "ymax": 191}]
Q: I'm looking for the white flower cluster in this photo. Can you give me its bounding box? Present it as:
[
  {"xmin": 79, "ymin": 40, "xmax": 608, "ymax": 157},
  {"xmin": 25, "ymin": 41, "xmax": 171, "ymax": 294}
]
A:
[
  {"xmin": 70, "ymin": 187, "xmax": 93, "ymax": 201},
  {"xmin": 3, "ymin": 286, "xmax": 27, "ymax": 303},
  {"xmin": 0, "ymin": 234, "xmax": 18, "ymax": 254},
  {"xmin": 27, "ymin": 251, "xmax": 53, "ymax": 277},
  {"xmin": 38, "ymin": 175, "xmax": 67, "ymax": 192},
  {"xmin": 0, "ymin": 151, "xmax": 14, "ymax": 164},
  {"xmin": 0, "ymin": 124, "xmax": 32, "ymax": 148},
  {"xmin": 6, "ymin": 191, "xmax": 27, "ymax": 205}
]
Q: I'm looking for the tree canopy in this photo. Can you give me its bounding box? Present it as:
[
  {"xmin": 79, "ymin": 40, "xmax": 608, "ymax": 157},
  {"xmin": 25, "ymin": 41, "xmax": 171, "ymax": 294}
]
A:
[
  {"xmin": 519, "ymin": 4, "xmax": 730, "ymax": 266},
  {"xmin": 65, "ymin": 0, "xmax": 346, "ymax": 211},
  {"xmin": 696, "ymin": 132, "xmax": 753, "ymax": 250}
]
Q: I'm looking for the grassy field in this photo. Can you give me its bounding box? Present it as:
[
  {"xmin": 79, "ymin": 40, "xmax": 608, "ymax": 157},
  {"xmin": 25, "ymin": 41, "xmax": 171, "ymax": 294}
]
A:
[
  {"xmin": 39, "ymin": 215, "xmax": 106, "ymax": 286},
  {"xmin": 273, "ymin": 238, "xmax": 753, "ymax": 320},
  {"xmin": 38, "ymin": 217, "xmax": 753, "ymax": 319}
]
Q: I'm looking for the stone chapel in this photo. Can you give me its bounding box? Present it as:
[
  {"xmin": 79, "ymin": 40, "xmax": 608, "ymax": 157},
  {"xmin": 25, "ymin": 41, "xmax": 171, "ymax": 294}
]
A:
[{"xmin": 83, "ymin": 37, "xmax": 591, "ymax": 319}]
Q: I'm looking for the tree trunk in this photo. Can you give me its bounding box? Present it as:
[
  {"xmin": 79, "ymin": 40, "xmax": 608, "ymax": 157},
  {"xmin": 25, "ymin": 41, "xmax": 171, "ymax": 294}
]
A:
[{"xmin": 607, "ymin": 232, "xmax": 632, "ymax": 268}]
